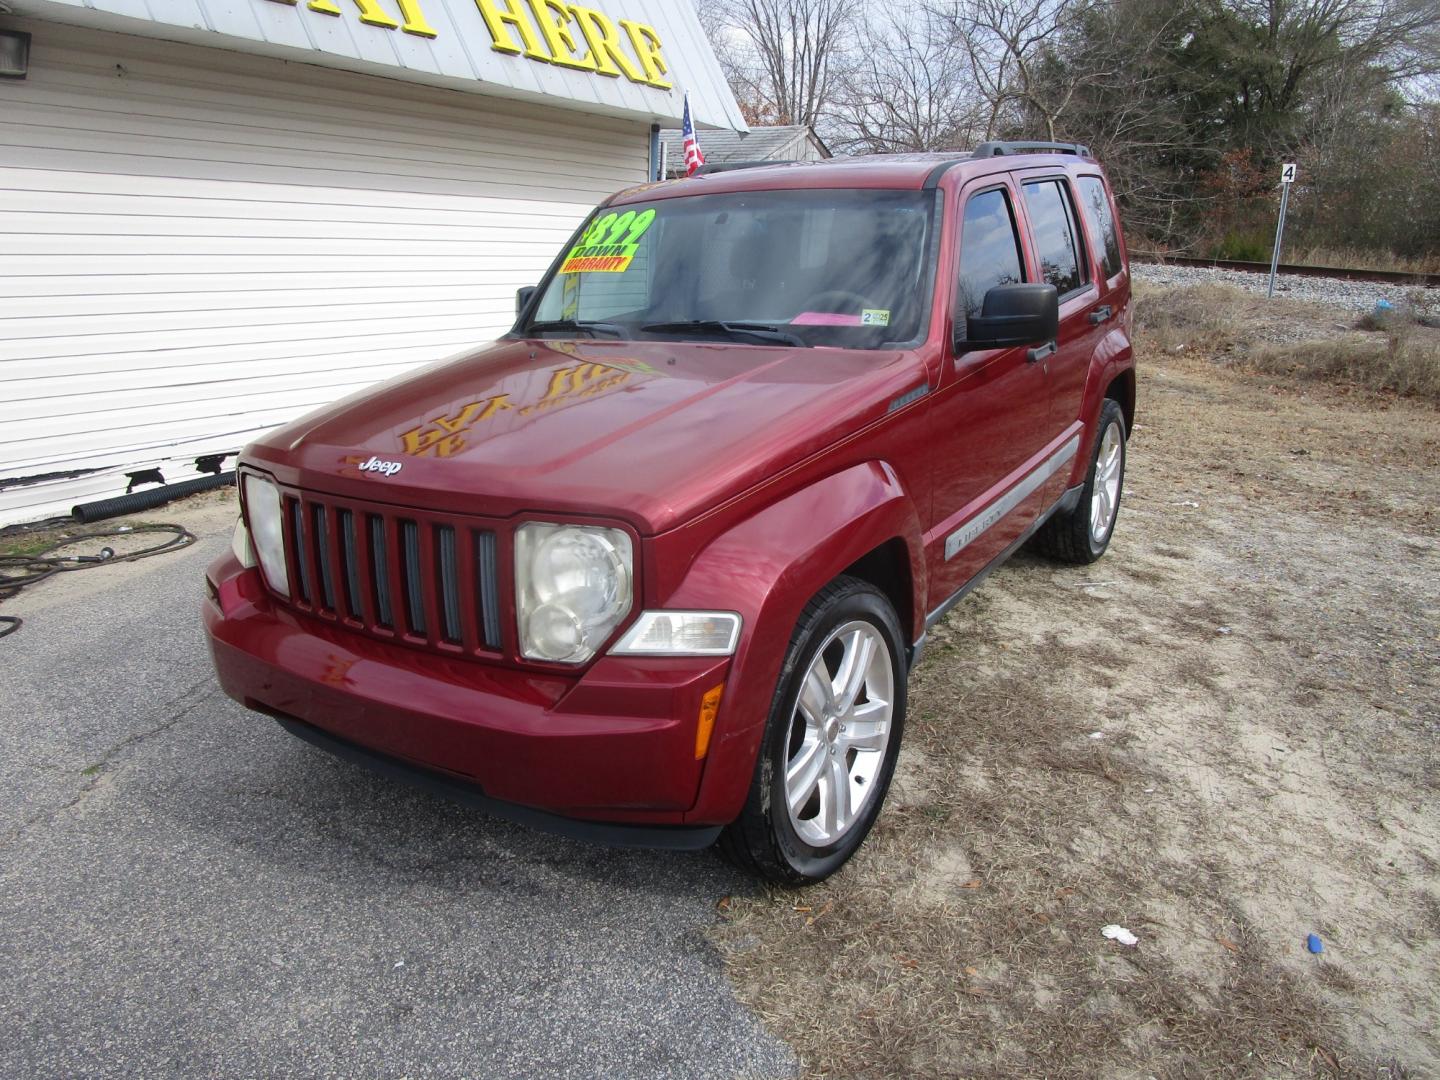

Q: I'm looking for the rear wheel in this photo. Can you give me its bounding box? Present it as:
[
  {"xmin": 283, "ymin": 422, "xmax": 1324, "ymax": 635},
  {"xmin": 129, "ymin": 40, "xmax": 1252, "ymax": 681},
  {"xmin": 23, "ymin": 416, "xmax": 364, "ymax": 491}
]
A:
[
  {"xmin": 719, "ymin": 576, "xmax": 906, "ymax": 885},
  {"xmin": 1031, "ymin": 399, "xmax": 1127, "ymax": 565}
]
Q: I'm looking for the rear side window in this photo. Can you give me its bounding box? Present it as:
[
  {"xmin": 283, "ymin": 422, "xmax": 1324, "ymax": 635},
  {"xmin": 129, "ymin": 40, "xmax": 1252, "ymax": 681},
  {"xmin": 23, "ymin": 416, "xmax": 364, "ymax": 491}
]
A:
[
  {"xmin": 1022, "ymin": 180, "xmax": 1087, "ymax": 297},
  {"xmin": 957, "ymin": 188, "xmax": 1025, "ymax": 318},
  {"xmin": 1078, "ymin": 176, "xmax": 1123, "ymax": 280}
]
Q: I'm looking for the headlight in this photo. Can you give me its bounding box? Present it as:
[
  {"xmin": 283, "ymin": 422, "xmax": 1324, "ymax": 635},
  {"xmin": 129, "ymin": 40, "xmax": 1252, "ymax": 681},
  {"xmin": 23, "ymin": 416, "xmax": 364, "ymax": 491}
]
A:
[
  {"xmin": 230, "ymin": 516, "xmax": 257, "ymax": 569},
  {"xmin": 515, "ymin": 522, "xmax": 632, "ymax": 663},
  {"xmin": 611, "ymin": 611, "xmax": 741, "ymax": 656},
  {"xmin": 241, "ymin": 473, "xmax": 289, "ymax": 597}
]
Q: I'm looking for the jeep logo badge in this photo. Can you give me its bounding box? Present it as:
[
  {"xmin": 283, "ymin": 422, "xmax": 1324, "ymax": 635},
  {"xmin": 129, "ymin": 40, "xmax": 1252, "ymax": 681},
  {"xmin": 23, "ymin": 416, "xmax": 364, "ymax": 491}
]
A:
[{"xmin": 358, "ymin": 456, "xmax": 403, "ymax": 477}]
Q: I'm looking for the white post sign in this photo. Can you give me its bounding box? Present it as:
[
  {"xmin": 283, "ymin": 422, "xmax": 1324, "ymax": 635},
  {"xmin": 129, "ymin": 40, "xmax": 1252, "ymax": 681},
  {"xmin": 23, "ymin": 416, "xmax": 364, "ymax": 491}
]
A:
[{"xmin": 1268, "ymin": 164, "xmax": 1297, "ymax": 297}]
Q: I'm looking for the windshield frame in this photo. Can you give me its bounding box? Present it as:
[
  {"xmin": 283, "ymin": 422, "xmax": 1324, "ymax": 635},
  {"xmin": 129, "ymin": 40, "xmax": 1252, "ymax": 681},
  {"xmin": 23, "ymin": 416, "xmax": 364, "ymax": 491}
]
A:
[{"xmin": 511, "ymin": 186, "xmax": 945, "ymax": 351}]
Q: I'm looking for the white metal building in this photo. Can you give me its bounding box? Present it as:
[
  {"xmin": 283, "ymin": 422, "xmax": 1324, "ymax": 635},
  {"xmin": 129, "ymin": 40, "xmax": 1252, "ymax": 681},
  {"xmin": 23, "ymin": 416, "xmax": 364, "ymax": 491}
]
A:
[{"xmin": 0, "ymin": 0, "xmax": 743, "ymax": 526}]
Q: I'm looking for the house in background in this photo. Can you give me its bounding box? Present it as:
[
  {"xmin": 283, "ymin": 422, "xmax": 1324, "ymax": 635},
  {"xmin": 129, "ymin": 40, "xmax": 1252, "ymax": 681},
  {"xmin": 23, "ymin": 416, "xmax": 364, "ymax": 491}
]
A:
[{"xmin": 657, "ymin": 124, "xmax": 829, "ymax": 177}]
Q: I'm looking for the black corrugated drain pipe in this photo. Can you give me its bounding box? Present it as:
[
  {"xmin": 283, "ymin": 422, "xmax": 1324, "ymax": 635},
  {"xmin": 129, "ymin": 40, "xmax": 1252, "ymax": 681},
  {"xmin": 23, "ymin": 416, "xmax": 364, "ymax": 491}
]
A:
[{"xmin": 71, "ymin": 472, "xmax": 235, "ymax": 524}]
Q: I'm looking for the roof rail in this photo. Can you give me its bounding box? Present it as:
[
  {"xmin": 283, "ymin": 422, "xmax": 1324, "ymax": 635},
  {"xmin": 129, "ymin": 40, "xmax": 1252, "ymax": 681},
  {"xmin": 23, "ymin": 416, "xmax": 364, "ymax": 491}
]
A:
[
  {"xmin": 972, "ymin": 140, "xmax": 1091, "ymax": 158},
  {"xmin": 691, "ymin": 160, "xmax": 791, "ymax": 176}
]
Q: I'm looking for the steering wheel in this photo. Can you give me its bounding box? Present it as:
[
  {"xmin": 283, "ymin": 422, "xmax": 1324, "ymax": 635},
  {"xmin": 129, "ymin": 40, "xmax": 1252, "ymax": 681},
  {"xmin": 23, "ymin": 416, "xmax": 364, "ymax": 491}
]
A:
[{"xmin": 802, "ymin": 289, "xmax": 870, "ymax": 313}]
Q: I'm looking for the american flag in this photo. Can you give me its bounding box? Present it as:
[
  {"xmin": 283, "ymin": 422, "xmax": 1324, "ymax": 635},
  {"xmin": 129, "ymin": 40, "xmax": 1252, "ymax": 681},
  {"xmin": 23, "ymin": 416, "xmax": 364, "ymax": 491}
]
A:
[{"xmin": 681, "ymin": 92, "xmax": 705, "ymax": 176}]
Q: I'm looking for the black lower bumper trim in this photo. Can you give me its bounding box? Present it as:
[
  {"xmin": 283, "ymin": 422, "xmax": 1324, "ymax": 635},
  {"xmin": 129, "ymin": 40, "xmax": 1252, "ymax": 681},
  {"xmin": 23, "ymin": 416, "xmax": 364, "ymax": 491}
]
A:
[{"xmin": 266, "ymin": 710, "xmax": 723, "ymax": 852}]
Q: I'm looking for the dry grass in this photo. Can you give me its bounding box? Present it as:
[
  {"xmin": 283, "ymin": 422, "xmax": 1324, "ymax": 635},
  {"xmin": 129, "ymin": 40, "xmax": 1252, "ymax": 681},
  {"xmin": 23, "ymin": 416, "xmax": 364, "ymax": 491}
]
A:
[
  {"xmin": 710, "ymin": 285, "xmax": 1440, "ymax": 1078},
  {"xmin": 714, "ymin": 622, "xmax": 1358, "ymax": 1078},
  {"xmin": 1248, "ymin": 330, "xmax": 1440, "ymax": 402},
  {"xmin": 1132, "ymin": 282, "xmax": 1257, "ymax": 355},
  {"xmin": 1134, "ymin": 281, "xmax": 1440, "ymax": 404},
  {"xmin": 1282, "ymin": 246, "xmax": 1440, "ymax": 276}
]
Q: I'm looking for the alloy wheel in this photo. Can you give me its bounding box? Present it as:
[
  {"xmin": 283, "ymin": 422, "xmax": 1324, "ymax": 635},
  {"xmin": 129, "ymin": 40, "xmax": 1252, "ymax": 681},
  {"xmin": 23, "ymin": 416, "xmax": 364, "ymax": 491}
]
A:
[
  {"xmin": 783, "ymin": 620, "xmax": 894, "ymax": 848},
  {"xmin": 1089, "ymin": 420, "xmax": 1124, "ymax": 545}
]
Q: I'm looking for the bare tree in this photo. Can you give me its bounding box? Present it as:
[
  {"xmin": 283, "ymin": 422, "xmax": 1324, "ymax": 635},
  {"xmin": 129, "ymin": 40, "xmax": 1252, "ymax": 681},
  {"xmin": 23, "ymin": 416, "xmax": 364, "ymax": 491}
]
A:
[
  {"xmin": 830, "ymin": 7, "xmax": 990, "ymax": 152},
  {"xmin": 705, "ymin": 0, "xmax": 855, "ymax": 128},
  {"xmin": 937, "ymin": 0, "xmax": 1102, "ymax": 141}
]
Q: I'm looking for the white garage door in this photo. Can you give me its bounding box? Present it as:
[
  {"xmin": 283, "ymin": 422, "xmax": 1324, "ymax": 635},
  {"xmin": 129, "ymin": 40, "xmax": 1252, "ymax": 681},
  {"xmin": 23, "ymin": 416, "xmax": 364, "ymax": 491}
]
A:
[{"xmin": 0, "ymin": 20, "xmax": 650, "ymax": 526}]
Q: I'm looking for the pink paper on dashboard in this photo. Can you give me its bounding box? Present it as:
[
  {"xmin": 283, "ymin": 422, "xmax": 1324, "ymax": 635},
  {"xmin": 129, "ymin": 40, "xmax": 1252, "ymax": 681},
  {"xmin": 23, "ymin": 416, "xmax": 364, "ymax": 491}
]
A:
[{"xmin": 791, "ymin": 311, "xmax": 863, "ymax": 326}]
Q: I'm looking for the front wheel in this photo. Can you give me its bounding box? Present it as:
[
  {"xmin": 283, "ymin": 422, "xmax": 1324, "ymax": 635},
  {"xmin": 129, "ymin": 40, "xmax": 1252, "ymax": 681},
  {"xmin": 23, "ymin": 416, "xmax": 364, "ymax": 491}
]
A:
[
  {"xmin": 1031, "ymin": 399, "xmax": 1127, "ymax": 564},
  {"xmin": 719, "ymin": 576, "xmax": 906, "ymax": 885}
]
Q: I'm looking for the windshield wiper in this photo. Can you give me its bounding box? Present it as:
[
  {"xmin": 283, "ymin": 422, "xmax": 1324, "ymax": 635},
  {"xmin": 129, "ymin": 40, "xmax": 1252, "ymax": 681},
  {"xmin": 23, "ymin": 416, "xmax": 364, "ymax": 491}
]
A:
[
  {"xmin": 524, "ymin": 319, "xmax": 628, "ymax": 339},
  {"xmin": 640, "ymin": 320, "xmax": 806, "ymax": 347}
]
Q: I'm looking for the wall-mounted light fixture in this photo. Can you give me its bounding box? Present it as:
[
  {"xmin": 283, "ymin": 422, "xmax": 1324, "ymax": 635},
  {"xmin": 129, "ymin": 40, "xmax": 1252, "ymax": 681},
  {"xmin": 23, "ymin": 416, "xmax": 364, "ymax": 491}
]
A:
[{"xmin": 0, "ymin": 30, "xmax": 32, "ymax": 79}]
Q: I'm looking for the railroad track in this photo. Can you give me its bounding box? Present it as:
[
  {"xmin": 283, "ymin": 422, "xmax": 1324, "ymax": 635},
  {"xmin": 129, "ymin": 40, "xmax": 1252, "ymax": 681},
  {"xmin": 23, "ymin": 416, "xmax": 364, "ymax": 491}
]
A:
[{"xmin": 1132, "ymin": 253, "xmax": 1440, "ymax": 288}]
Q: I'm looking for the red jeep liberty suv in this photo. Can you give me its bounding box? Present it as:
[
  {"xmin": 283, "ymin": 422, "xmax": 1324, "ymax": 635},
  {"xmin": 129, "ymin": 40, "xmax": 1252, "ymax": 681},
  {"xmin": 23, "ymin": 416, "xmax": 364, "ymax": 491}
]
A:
[{"xmin": 203, "ymin": 142, "xmax": 1134, "ymax": 885}]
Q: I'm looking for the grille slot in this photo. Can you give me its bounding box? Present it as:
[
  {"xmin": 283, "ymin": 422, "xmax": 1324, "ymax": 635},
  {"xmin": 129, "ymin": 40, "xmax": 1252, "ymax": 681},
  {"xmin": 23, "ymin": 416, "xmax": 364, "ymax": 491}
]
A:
[
  {"xmin": 289, "ymin": 498, "xmax": 311, "ymax": 603},
  {"xmin": 436, "ymin": 526, "xmax": 462, "ymax": 644},
  {"xmin": 338, "ymin": 509, "xmax": 361, "ymax": 619},
  {"xmin": 476, "ymin": 530, "xmax": 502, "ymax": 649},
  {"xmin": 400, "ymin": 520, "xmax": 427, "ymax": 636},
  {"xmin": 312, "ymin": 504, "xmax": 336, "ymax": 611},
  {"xmin": 369, "ymin": 514, "xmax": 393, "ymax": 628},
  {"xmin": 274, "ymin": 490, "xmax": 501, "ymax": 655}
]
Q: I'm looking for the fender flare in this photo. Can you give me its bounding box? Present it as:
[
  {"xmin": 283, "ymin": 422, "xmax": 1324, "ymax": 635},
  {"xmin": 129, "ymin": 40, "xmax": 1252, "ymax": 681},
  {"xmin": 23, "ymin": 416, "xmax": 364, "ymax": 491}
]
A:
[
  {"xmin": 1068, "ymin": 327, "xmax": 1134, "ymax": 486},
  {"xmin": 663, "ymin": 460, "xmax": 925, "ymax": 824}
]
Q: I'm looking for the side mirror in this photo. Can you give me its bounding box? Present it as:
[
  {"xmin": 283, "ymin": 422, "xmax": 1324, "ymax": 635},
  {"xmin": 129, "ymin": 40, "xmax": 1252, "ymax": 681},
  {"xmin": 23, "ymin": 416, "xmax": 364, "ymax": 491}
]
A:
[
  {"xmin": 959, "ymin": 283, "xmax": 1059, "ymax": 351},
  {"xmin": 516, "ymin": 285, "xmax": 538, "ymax": 319}
]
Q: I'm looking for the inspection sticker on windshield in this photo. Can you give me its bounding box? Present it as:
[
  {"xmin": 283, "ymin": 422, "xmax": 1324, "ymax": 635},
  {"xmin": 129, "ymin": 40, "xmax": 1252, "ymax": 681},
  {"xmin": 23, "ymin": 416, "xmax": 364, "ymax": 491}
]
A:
[
  {"xmin": 560, "ymin": 208, "xmax": 657, "ymax": 274},
  {"xmin": 862, "ymin": 309, "xmax": 891, "ymax": 326}
]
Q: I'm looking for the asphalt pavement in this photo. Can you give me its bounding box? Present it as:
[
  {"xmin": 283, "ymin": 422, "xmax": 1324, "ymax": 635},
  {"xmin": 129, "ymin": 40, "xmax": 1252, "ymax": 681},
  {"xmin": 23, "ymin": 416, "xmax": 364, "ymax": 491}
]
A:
[{"xmin": 0, "ymin": 519, "xmax": 795, "ymax": 1079}]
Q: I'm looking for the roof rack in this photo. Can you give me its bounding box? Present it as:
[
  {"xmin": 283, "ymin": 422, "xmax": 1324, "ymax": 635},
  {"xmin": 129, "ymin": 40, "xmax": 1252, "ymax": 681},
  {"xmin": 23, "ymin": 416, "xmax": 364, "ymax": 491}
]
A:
[
  {"xmin": 691, "ymin": 160, "xmax": 794, "ymax": 176},
  {"xmin": 972, "ymin": 140, "xmax": 1091, "ymax": 158}
]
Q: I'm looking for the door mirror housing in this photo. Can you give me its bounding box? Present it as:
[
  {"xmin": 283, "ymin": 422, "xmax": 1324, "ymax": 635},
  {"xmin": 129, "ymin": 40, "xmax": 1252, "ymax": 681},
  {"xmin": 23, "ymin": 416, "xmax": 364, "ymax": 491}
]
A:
[
  {"xmin": 959, "ymin": 283, "xmax": 1059, "ymax": 351},
  {"xmin": 516, "ymin": 285, "xmax": 538, "ymax": 319}
]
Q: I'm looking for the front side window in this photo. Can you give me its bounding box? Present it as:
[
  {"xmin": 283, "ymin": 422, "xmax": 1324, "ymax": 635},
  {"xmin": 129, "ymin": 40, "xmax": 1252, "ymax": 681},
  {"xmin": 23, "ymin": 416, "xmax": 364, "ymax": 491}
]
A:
[
  {"xmin": 956, "ymin": 188, "xmax": 1026, "ymax": 318},
  {"xmin": 527, "ymin": 189, "xmax": 940, "ymax": 349},
  {"xmin": 1022, "ymin": 180, "xmax": 1088, "ymax": 297},
  {"xmin": 1077, "ymin": 176, "xmax": 1123, "ymax": 280}
]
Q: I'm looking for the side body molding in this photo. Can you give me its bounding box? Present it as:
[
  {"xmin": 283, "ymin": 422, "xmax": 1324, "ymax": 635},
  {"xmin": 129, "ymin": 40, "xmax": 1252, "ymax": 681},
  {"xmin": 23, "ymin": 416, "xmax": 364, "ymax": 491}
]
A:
[{"xmin": 655, "ymin": 460, "xmax": 926, "ymax": 824}]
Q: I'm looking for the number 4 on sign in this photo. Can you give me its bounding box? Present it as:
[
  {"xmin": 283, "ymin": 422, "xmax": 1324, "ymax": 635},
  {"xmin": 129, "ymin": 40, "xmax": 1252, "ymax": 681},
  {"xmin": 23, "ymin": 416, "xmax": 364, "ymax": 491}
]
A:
[{"xmin": 1269, "ymin": 164, "xmax": 1297, "ymax": 297}]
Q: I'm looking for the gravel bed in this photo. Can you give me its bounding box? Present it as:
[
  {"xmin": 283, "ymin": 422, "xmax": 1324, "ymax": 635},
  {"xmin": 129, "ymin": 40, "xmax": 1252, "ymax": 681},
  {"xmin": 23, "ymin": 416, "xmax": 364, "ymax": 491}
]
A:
[{"xmin": 1132, "ymin": 261, "xmax": 1408, "ymax": 312}]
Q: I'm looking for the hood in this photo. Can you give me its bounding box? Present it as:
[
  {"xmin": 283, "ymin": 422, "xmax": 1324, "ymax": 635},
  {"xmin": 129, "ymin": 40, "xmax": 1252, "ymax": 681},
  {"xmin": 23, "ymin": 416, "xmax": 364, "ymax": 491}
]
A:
[{"xmin": 244, "ymin": 337, "xmax": 927, "ymax": 534}]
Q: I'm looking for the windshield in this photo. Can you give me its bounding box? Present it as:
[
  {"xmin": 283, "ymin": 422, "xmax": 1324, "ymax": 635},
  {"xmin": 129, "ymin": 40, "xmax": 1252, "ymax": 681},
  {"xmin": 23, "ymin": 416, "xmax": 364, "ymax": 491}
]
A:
[{"xmin": 524, "ymin": 188, "xmax": 940, "ymax": 349}]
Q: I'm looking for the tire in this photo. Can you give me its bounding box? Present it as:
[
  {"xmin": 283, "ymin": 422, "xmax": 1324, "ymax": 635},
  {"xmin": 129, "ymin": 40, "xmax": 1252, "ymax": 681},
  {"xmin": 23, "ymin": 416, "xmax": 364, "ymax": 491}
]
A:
[
  {"xmin": 1031, "ymin": 399, "xmax": 1127, "ymax": 565},
  {"xmin": 719, "ymin": 576, "xmax": 907, "ymax": 885}
]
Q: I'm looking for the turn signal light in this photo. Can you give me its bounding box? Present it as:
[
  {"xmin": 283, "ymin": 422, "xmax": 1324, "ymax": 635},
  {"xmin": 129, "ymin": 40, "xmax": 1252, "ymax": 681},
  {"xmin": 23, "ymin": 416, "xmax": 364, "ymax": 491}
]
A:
[{"xmin": 695, "ymin": 683, "xmax": 724, "ymax": 760}]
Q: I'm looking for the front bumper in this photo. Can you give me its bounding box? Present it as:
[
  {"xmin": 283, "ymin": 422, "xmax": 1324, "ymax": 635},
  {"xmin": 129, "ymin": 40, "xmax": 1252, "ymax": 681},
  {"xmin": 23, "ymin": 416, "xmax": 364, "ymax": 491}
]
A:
[{"xmin": 203, "ymin": 550, "xmax": 734, "ymax": 836}]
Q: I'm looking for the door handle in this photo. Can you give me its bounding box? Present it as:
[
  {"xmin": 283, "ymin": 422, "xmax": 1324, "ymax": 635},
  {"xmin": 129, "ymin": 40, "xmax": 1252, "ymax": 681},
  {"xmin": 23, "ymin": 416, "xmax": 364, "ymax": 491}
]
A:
[
  {"xmin": 1088, "ymin": 304, "xmax": 1113, "ymax": 325},
  {"xmin": 1026, "ymin": 341, "xmax": 1057, "ymax": 364}
]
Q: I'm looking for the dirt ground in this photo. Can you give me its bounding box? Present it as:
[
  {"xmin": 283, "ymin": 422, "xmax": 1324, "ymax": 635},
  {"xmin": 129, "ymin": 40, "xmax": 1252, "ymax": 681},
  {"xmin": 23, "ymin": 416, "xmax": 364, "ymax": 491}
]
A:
[
  {"xmin": 4, "ymin": 291, "xmax": 1436, "ymax": 1077},
  {"xmin": 712, "ymin": 288, "xmax": 1440, "ymax": 1077}
]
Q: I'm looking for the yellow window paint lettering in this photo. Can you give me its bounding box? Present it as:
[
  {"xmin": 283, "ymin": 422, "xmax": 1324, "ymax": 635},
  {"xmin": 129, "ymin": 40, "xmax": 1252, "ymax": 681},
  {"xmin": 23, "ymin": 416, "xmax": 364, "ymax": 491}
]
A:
[
  {"xmin": 528, "ymin": 0, "xmax": 597, "ymax": 71},
  {"xmin": 620, "ymin": 19, "xmax": 671, "ymax": 89},
  {"xmin": 308, "ymin": 0, "xmax": 400, "ymax": 31},
  {"xmin": 475, "ymin": 0, "xmax": 551, "ymax": 59},
  {"xmin": 567, "ymin": 5, "xmax": 645, "ymax": 82}
]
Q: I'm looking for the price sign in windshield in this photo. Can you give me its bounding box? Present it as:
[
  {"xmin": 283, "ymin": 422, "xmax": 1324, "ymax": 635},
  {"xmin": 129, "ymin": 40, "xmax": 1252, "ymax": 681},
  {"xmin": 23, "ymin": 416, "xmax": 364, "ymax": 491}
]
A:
[{"xmin": 560, "ymin": 208, "xmax": 657, "ymax": 274}]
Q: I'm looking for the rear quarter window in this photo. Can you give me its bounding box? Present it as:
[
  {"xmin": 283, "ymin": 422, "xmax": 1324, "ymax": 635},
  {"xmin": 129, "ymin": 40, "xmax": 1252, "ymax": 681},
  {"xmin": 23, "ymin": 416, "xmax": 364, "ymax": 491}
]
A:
[
  {"xmin": 1022, "ymin": 179, "xmax": 1088, "ymax": 298},
  {"xmin": 1077, "ymin": 176, "xmax": 1124, "ymax": 280}
]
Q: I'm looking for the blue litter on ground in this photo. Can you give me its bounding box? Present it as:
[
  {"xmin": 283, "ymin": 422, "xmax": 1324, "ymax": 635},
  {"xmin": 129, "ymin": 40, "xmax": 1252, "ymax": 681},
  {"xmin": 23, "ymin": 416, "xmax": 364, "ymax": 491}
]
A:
[{"xmin": 1307, "ymin": 933, "xmax": 1324, "ymax": 954}]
